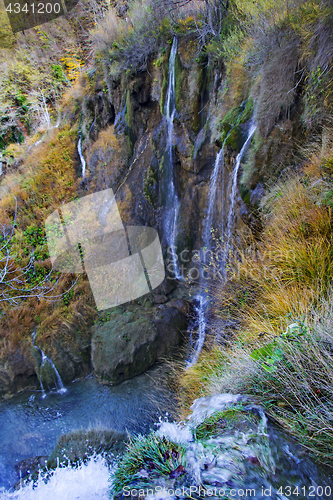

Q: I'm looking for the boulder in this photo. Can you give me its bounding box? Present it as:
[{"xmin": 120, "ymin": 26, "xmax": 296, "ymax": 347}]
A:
[
  {"xmin": 91, "ymin": 305, "xmax": 187, "ymax": 385},
  {"xmin": 0, "ymin": 348, "xmax": 37, "ymax": 397},
  {"xmin": 14, "ymin": 456, "xmax": 48, "ymax": 480}
]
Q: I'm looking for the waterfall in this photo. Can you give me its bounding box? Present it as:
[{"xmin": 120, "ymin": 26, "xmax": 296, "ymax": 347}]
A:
[
  {"xmin": 203, "ymin": 146, "xmax": 225, "ymax": 249},
  {"xmin": 114, "ymin": 103, "xmax": 127, "ymax": 134},
  {"xmin": 163, "ymin": 37, "xmax": 181, "ymax": 280},
  {"xmin": 187, "ymin": 123, "xmax": 256, "ymax": 368},
  {"xmin": 186, "ymin": 295, "xmax": 208, "ymax": 368},
  {"xmin": 225, "ymin": 122, "xmax": 256, "ymax": 255},
  {"xmin": 31, "ymin": 331, "xmax": 67, "ymax": 396},
  {"xmin": 186, "ymin": 148, "xmax": 225, "ymax": 367},
  {"xmin": 77, "ymin": 135, "xmax": 86, "ymax": 178},
  {"xmin": 40, "ymin": 353, "xmax": 67, "ymax": 394},
  {"xmin": 40, "ymin": 90, "xmax": 51, "ymax": 129}
]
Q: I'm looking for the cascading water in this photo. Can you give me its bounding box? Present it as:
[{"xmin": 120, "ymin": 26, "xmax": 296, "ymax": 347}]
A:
[
  {"xmin": 186, "ymin": 294, "xmax": 208, "ymax": 368},
  {"xmin": 225, "ymin": 122, "xmax": 256, "ymax": 255},
  {"xmin": 153, "ymin": 394, "xmax": 332, "ymax": 500},
  {"xmin": 186, "ymin": 149, "xmax": 225, "ymax": 367},
  {"xmin": 163, "ymin": 37, "xmax": 181, "ymax": 280},
  {"xmin": 40, "ymin": 91, "xmax": 51, "ymax": 129},
  {"xmin": 31, "ymin": 332, "xmax": 66, "ymax": 396},
  {"xmin": 77, "ymin": 134, "xmax": 86, "ymax": 178},
  {"xmin": 203, "ymin": 146, "xmax": 226, "ymax": 249},
  {"xmin": 187, "ymin": 123, "xmax": 256, "ymax": 367}
]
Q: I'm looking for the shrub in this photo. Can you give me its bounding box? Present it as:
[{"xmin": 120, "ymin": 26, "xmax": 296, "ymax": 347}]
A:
[{"xmin": 92, "ymin": 0, "xmax": 173, "ymax": 74}]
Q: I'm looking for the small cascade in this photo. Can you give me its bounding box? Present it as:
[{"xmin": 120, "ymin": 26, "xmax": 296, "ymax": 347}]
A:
[
  {"xmin": 55, "ymin": 112, "xmax": 60, "ymax": 128},
  {"xmin": 40, "ymin": 353, "xmax": 67, "ymax": 394},
  {"xmin": 203, "ymin": 146, "xmax": 225, "ymax": 248},
  {"xmin": 31, "ymin": 331, "xmax": 67, "ymax": 396},
  {"xmin": 225, "ymin": 122, "xmax": 256, "ymax": 255},
  {"xmin": 152, "ymin": 393, "xmax": 330, "ymax": 500},
  {"xmin": 40, "ymin": 91, "xmax": 51, "ymax": 129},
  {"xmin": 186, "ymin": 295, "xmax": 208, "ymax": 368},
  {"xmin": 187, "ymin": 124, "xmax": 256, "ymax": 368},
  {"xmin": 77, "ymin": 134, "xmax": 86, "ymax": 178},
  {"xmin": 114, "ymin": 103, "xmax": 127, "ymax": 134},
  {"xmin": 163, "ymin": 37, "xmax": 181, "ymax": 280}
]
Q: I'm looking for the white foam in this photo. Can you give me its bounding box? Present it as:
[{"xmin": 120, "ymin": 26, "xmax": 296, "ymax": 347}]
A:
[{"xmin": 0, "ymin": 456, "xmax": 110, "ymax": 500}]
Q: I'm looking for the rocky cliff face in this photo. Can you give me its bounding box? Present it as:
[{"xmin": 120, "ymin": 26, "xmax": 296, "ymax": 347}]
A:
[
  {"xmin": 79, "ymin": 36, "xmax": 249, "ymax": 265},
  {"xmin": 0, "ymin": 26, "xmax": 304, "ymax": 396}
]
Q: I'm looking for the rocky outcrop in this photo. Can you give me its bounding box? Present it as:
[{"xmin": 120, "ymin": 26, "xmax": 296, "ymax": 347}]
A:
[
  {"xmin": 91, "ymin": 303, "xmax": 188, "ymax": 385},
  {"xmin": 0, "ymin": 347, "xmax": 37, "ymax": 397}
]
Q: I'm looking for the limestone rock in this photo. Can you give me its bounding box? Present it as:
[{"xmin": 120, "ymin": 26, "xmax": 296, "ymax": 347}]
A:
[{"xmin": 91, "ymin": 305, "xmax": 187, "ymax": 384}]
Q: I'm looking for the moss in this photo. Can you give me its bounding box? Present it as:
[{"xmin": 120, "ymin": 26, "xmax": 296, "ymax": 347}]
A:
[
  {"xmin": 143, "ymin": 165, "xmax": 158, "ymax": 207},
  {"xmin": 219, "ymin": 97, "xmax": 254, "ymax": 147},
  {"xmin": 175, "ymin": 54, "xmax": 187, "ymax": 111},
  {"xmin": 125, "ymin": 89, "xmax": 133, "ymax": 130},
  {"xmin": 240, "ymin": 184, "xmax": 251, "ymax": 205},
  {"xmin": 195, "ymin": 404, "xmax": 256, "ymax": 440}
]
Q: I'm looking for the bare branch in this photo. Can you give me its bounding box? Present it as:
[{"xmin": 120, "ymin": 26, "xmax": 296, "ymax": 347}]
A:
[{"xmin": 0, "ymin": 198, "xmax": 78, "ymax": 308}]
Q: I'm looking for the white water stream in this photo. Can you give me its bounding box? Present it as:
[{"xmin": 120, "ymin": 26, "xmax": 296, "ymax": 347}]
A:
[
  {"xmin": 0, "ymin": 457, "xmax": 111, "ymax": 500},
  {"xmin": 164, "ymin": 38, "xmax": 181, "ymax": 280},
  {"xmin": 31, "ymin": 332, "xmax": 66, "ymax": 397},
  {"xmin": 187, "ymin": 123, "xmax": 256, "ymax": 367},
  {"xmin": 77, "ymin": 135, "xmax": 86, "ymax": 178},
  {"xmin": 225, "ymin": 123, "xmax": 256, "ymax": 254}
]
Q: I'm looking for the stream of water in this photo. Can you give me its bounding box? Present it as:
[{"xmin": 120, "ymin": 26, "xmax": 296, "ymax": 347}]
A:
[
  {"xmin": 0, "ymin": 365, "xmax": 173, "ymax": 492},
  {"xmin": 77, "ymin": 135, "xmax": 86, "ymax": 178},
  {"xmin": 187, "ymin": 123, "xmax": 256, "ymax": 367},
  {"xmin": 163, "ymin": 37, "xmax": 181, "ymax": 280},
  {"xmin": 1, "ymin": 392, "xmax": 331, "ymax": 499}
]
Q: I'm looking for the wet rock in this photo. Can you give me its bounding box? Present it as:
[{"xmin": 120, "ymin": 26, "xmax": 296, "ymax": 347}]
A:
[
  {"xmin": 250, "ymin": 182, "xmax": 265, "ymax": 207},
  {"xmin": 14, "ymin": 456, "xmax": 48, "ymax": 480},
  {"xmin": 167, "ymin": 299, "xmax": 191, "ymax": 316},
  {"xmin": 91, "ymin": 305, "xmax": 187, "ymax": 384},
  {"xmin": 0, "ymin": 348, "xmax": 37, "ymax": 397},
  {"xmin": 47, "ymin": 429, "xmax": 127, "ymax": 469},
  {"xmin": 152, "ymin": 294, "xmax": 168, "ymax": 304}
]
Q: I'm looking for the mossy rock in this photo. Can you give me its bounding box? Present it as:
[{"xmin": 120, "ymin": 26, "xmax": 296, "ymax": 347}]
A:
[
  {"xmin": 91, "ymin": 305, "xmax": 186, "ymax": 385},
  {"xmin": 219, "ymin": 98, "xmax": 254, "ymax": 147},
  {"xmin": 47, "ymin": 429, "xmax": 128, "ymax": 468},
  {"xmin": 195, "ymin": 404, "xmax": 260, "ymax": 440}
]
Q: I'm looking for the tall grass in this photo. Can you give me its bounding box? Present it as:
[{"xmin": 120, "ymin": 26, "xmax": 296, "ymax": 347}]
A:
[{"xmin": 248, "ymin": 301, "xmax": 333, "ymax": 466}]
